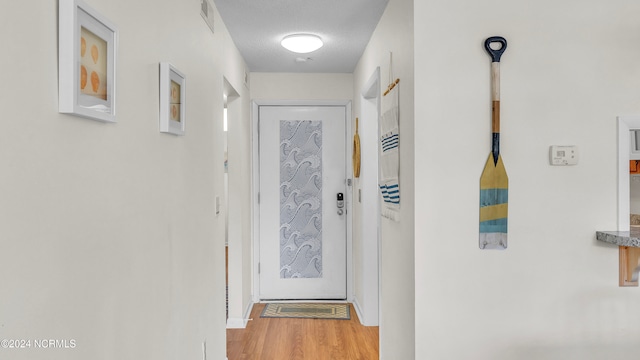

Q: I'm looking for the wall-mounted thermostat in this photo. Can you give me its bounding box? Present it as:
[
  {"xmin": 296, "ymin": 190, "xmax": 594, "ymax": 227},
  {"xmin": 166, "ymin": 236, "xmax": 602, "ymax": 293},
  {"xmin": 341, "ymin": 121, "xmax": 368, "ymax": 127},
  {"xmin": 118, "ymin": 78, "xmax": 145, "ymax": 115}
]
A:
[{"xmin": 549, "ymin": 145, "xmax": 579, "ymax": 166}]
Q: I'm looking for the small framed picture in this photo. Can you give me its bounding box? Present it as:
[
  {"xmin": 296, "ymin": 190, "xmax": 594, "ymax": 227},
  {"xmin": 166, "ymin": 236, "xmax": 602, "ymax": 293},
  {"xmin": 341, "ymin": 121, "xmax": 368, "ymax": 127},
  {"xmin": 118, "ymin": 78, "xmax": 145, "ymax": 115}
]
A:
[
  {"xmin": 58, "ymin": 0, "xmax": 117, "ymax": 123},
  {"xmin": 159, "ymin": 63, "xmax": 186, "ymax": 136}
]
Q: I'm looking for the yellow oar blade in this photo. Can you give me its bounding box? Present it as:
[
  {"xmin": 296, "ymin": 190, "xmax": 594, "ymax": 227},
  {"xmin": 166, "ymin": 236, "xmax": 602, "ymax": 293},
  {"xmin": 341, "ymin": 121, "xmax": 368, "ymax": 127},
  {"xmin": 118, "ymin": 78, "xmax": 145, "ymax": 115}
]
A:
[{"xmin": 480, "ymin": 153, "xmax": 508, "ymax": 249}]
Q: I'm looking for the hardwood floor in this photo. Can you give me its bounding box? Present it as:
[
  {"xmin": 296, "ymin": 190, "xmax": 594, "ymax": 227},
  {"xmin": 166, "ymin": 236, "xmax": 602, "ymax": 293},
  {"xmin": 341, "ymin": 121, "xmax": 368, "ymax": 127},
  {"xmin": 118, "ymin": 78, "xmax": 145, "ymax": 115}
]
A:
[{"xmin": 227, "ymin": 303, "xmax": 379, "ymax": 360}]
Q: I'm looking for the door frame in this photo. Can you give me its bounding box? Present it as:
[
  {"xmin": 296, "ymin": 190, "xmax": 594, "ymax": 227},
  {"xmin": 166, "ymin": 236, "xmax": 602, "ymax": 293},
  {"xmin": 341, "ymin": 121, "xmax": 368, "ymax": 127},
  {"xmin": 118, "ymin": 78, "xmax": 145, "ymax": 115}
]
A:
[
  {"xmin": 618, "ymin": 115, "xmax": 640, "ymax": 231},
  {"xmin": 251, "ymin": 100, "xmax": 353, "ymax": 302},
  {"xmin": 355, "ymin": 67, "xmax": 381, "ymax": 325}
]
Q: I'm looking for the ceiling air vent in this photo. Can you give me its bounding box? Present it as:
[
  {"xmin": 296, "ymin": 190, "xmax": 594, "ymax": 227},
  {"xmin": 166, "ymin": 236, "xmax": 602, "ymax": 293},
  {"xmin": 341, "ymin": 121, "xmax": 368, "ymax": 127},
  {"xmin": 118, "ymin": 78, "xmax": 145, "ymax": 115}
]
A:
[{"xmin": 201, "ymin": 0, "xmax": 214, "ymax": 33}]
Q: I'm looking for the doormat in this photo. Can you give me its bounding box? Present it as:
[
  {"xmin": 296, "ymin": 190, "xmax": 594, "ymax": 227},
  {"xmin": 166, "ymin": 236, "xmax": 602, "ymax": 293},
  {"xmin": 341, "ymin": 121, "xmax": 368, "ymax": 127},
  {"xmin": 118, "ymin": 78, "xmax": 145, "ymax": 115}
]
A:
[{"xmin": 260, "ymin": 303, "xmax": 350, "ymax": 320}]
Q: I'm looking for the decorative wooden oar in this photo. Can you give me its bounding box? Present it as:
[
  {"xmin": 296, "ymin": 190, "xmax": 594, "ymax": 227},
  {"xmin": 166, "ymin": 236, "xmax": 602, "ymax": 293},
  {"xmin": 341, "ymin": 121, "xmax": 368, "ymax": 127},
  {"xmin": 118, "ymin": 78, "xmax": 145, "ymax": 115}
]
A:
[{"xmin": 480, "ymin": 36, "xmax": 508, "ymax": 250}]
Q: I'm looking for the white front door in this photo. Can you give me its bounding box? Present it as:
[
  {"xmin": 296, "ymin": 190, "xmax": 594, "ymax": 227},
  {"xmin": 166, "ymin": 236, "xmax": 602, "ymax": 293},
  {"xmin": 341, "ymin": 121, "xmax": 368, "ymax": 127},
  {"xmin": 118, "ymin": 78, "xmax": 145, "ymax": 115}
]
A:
[{"xmin": 259, "ymin": 105, "xmax": 347, "ymax": 300}]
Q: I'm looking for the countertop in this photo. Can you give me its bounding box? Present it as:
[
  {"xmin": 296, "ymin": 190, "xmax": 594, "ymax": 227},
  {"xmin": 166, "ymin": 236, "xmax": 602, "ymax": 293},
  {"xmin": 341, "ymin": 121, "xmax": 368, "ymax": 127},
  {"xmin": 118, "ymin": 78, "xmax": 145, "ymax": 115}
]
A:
[{"xmin": 596, "ymin": 227, "xmax": 640, "ymax": 247}]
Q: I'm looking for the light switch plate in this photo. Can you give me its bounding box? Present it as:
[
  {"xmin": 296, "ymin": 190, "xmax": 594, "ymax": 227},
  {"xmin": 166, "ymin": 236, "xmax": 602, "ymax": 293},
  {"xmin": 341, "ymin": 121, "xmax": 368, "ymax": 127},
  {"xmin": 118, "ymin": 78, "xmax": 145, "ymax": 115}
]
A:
[{"xmin": 550, "ymin": 145, "xmax": 578, "ymax": 166}]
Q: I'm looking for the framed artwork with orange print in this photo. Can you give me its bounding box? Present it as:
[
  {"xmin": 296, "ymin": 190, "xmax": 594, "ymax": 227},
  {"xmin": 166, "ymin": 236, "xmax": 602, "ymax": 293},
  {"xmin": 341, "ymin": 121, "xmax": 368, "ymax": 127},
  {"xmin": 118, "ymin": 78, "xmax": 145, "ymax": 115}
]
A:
[
  {"xmin": 159, "ymin": 63, "xmax": 186, "ymax": 136},
  {"xmin": 59, "ymin": 0, "xmax": 117, "ymax": 122}
]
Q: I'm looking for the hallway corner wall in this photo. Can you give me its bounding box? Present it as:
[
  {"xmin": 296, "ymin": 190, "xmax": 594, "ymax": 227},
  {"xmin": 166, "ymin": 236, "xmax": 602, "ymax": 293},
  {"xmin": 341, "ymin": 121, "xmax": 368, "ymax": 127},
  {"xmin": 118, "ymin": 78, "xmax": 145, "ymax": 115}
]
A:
[
  {"xmin": 353, "ymin": 0, "xmax": 415, "ymax": 357},
  {"xmin": 220, "ymin": 15, "xmax": 254, "ymax": 329}
]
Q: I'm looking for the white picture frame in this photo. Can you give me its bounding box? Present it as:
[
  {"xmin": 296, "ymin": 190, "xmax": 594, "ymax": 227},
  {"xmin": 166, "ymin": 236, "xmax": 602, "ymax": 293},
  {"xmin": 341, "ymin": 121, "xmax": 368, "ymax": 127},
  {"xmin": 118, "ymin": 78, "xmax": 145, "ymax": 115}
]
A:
[
  {"xmin": 59, "ymin": 0, "xmax": 117, "ymax": 123},
  {"xmin": 159, "ymin": 63, "xmax": 186, "ymax": 136}
]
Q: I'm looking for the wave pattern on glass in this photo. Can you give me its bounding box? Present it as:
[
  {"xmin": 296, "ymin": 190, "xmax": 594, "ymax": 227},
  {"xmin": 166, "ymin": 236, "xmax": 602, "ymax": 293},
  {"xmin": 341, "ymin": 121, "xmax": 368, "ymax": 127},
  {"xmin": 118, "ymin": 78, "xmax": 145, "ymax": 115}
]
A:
[{"xmin": 280, "ymin": 120, "xmax": 323, "ymax": 279}]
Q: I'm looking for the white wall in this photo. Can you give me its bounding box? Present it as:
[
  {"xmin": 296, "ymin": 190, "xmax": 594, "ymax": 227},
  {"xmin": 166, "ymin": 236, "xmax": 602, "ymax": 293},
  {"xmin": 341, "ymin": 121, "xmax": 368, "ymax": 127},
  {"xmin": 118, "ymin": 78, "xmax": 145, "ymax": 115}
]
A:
[
  {"xmin": 0, "ymin": 1, "xmax": 244, "ymax": 359},
  {"xmin": 251, "ymin": 73, "xmax": 354, "ymax": 100},
  {"xmin": 353, "ymin": 0, "xmax": 415, "ymax": 357},
  {"xmin": 415, "ymin": 0, "xmax": 640, "ymax": 359}
]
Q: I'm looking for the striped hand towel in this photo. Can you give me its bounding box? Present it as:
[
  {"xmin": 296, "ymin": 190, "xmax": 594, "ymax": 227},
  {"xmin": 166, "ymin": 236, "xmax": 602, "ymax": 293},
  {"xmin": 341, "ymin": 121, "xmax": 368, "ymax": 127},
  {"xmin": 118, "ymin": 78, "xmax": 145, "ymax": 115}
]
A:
[{"xmin": 379, "ymin": 83, "xmax": 400, "ymax": 221}]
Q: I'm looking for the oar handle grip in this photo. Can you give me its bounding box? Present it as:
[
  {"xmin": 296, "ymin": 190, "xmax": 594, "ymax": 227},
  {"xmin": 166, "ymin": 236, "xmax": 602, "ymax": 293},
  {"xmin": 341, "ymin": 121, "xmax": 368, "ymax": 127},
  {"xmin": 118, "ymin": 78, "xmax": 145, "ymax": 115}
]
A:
[
  {"xmin": 484, "ymin": 36, "xmax": 507, "ymax": 63},
  {"xmin": 485, "ymin": 36, "xmax": 507, "ymax": 129},
  {"xmin": 485, "ymin": 36, "xmax": 506, "ymax": 102}
]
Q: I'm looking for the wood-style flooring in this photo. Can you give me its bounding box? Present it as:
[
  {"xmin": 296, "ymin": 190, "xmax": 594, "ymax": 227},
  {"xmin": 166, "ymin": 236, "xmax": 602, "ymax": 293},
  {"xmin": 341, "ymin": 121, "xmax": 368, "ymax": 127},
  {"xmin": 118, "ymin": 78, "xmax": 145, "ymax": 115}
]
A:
[{"xmin": 227, "ymin": 303, "xmax": 379, "ymax": 360}]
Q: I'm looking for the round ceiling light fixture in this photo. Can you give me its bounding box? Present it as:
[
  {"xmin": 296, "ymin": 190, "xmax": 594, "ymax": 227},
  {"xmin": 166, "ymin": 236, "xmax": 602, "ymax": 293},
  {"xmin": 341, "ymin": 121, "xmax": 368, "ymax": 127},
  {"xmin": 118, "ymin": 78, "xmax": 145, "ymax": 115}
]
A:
[{"xmin": 281, "ymin": 34, "xmax": 323, "ymax": 54}]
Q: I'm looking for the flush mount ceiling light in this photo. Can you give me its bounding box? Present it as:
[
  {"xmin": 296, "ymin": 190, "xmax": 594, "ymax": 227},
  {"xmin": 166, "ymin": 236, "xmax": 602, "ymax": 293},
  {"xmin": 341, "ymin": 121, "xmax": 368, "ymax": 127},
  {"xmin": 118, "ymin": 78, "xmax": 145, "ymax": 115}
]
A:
[{"xmin": 281, "ymin": 34, "xmax": 323, "ymax": 53}]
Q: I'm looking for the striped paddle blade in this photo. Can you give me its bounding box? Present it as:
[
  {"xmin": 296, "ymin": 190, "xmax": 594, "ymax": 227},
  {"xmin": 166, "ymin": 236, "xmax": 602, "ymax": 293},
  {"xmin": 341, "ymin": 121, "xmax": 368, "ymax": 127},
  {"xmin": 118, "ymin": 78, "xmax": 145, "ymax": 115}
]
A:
[{"xmin": 480, "ymin": 153, "xmax": 508, "ymax": 249}]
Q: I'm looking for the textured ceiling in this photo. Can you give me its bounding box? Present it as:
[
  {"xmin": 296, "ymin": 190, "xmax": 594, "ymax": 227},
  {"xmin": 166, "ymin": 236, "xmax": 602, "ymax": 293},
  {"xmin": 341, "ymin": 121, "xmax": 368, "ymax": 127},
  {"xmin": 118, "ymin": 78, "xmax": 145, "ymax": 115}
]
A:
[{"xmin": 213, "ymin": 0, "xmax": 389, "ymax": 73}]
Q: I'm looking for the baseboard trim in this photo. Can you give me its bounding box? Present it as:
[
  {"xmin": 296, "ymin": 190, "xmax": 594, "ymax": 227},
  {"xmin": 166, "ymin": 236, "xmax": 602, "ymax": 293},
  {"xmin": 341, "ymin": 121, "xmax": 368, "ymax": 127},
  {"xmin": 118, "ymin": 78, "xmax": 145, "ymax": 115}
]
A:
[
  {"xmin": 226, "ymin": 317, "xmax": 246, "ymax": 329},
  {"xmin": 226, "ymin": 300, "xmax": 254, "ymax": 329},
  {"xmin": 352, "ymin": 297, "xmax": 365, "ymax": 326}
]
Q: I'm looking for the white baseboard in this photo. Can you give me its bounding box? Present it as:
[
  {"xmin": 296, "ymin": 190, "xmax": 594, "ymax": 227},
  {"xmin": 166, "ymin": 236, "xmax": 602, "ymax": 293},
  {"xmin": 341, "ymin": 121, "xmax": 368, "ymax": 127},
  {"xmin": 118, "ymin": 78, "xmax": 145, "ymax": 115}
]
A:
[
  {"xmin": 352, "ymin": 296, "xmax": 379, "ymax": 326},
  {"xmin": 226, "ymin": 317, "xmax": 247, "ymax": 328},
  {"xmin": 352, "ymin": 297, "xmax": 365, "ymax": 326},
  {"xmin": 226, "ymin": 300, "xmax": 254, "ymax": 329}
]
